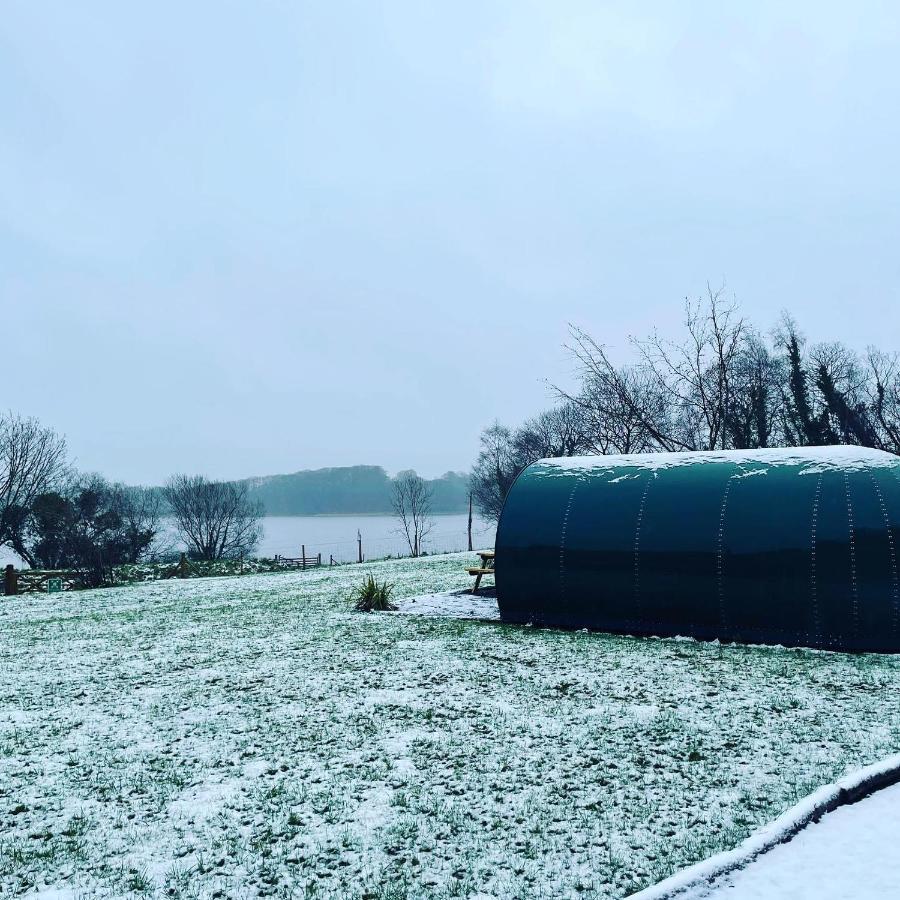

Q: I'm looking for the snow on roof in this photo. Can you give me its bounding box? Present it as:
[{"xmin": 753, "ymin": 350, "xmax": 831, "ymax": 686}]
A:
[{"xmin": 537, "ymin": 445, "xmax": 900, "ymax": 476}]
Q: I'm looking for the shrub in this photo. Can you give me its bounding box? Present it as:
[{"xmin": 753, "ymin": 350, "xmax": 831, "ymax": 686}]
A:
[{"xmin": 350, "ymin": 574, "xmax": 396, "ymax": 612}]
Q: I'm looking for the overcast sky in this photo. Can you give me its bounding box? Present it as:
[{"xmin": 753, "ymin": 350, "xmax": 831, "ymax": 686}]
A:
[{"xmin": 3, "ymin": 2, "xmax": 900, "ymax": 484}]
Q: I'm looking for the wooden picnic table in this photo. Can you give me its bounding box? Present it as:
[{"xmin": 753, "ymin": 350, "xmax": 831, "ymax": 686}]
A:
[{"xmin": 467, "ymin": 550, "xmax": 495, "ymax": 594}]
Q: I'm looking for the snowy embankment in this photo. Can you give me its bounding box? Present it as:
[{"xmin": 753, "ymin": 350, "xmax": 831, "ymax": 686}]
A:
[
  {"xmin": 3, "ymin": 552, "xmax": 900, "ymax": 899},
  {"xmin": 702, "ymin": 778, "xmax": 900, "ymax": 899},
  {"xmin": 699, "ymin": 778, "xmax": 900, "ymax": 899},
  {"xmin": 629, "ymin": 753, "xmax": 900, "ymax": 899}
]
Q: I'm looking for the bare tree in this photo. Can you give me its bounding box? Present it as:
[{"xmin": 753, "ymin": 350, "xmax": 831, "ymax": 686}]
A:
[
  {"xmin": 118, "ymin": 486, "xmax": 166, "ymax": 562},
  {"xmin": 163, "ymin": 475, "xmax": 262, "ymax": 560},
  {"xmin": 0, "ymin": 413, "xmax": 69, "ymax": 565},
  {"xmin": 468, "ymin": 408, "xmax": 588, "ymax": 523},
  {"xmin": 512, "ymin": 403, "xmax": 590, "ymax": 461},
  {"xmin": 809, "ymin": 341, "xmax": 878, "ymax": 446},
  {"xmin": 561, "ymin": 288, "xmax": 752, "ymax": 452},
  {"xmin": 559, "ymin": 347, "xmax": 664, "ymax": 455},
  {"xmin": 562, "ymin": 326, "xmax": 684, "ymax": 452},
  {"xmin": 724, "ymin": 333, "xmax": 785, "ymax": 449},
  {"xmin": 391, "ymin": 470, "xmax": 433, "ymax": 557},
  {"xmin": 633, "ymin": 287, "xmax": 748, "ymax": 450},
  {"xmin": 867, "ymin": 348, "xmax": 900, "ymax": 454},
  {"xmin": 469, "ymin": 423, "xmax": 520, "ymax": 521}
]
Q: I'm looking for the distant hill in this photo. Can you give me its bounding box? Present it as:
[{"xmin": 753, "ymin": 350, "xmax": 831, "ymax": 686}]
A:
[{"xmin": 240, "ymin": 466, "xmax": 470, "ymax": 516}]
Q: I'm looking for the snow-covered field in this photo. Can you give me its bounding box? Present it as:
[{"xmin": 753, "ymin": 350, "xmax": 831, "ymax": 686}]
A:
[{"xmin": 3, "ymin": 551, "xmax": 900, "ymax": 899}]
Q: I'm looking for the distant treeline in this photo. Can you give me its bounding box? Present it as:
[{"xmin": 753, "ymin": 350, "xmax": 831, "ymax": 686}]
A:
[
  {"xmin": 132, "ymin": 466, "xmax": 470, "ymax": 516},
  {"xmin": 240, "ymin": 466, "xmax": 469, "ymax": 516}
]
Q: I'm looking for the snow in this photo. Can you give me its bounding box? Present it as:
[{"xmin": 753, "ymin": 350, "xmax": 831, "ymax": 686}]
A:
[
  {"xmin": 3, "ymin": 551, "xmax": 900, "ymax": 898},
  {"xmin": 537, "ymin": 445, "xmax": 900, "ymax": 476},
  {"xmin": 700, "ymin": 781, "xmax": 900, "ymax": 899},
  {"xmin": 394, "ymin": 589, "xmax": 500, "ymax": 620},
  {"xmin": 629, "ymin": 752, "xmax": 900, "ymax": 900}
]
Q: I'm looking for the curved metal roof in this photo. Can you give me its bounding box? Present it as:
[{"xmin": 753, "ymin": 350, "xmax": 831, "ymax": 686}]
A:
[{"xmin": 496, "ymin": 446, "xmax": 900, "ymax": 652}]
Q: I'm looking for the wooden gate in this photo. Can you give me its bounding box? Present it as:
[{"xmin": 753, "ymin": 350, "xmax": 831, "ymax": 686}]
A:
[{"xmin": 3, "ymin": 566, "xmax": 83, "ymax": 595}]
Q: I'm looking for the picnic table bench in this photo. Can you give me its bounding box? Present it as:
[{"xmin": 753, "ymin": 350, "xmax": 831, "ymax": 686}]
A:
[{"xmin": 467, "ymin": 550, "xmax": 495, "ymax": 594}]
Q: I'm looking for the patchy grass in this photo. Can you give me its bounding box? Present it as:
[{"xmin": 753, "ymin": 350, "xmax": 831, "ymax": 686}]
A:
[{"xmin": 1, "ymin": 552, "xmax": 899, "ymax": 898}]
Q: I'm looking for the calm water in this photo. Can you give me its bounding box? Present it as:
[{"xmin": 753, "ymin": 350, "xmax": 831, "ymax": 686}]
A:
[{"xmin": 256, "ymin": 514, "xmax": 495, "ymax": 562}]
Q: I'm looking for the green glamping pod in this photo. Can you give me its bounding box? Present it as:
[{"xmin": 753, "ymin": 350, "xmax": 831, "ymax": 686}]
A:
[{"xmin": 495, "ymin": 446, "xmax": 900, "ymax": 652}]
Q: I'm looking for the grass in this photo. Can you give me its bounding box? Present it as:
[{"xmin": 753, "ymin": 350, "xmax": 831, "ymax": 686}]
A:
[{"xmin": 1, "ymin": 552, "xmax": 899, "ymax": 898}]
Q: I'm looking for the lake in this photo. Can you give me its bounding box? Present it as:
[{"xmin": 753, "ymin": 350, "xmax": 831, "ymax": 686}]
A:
[{"xmin": 252, "ymin": 513, "xmax": 496, "ymax": 562}]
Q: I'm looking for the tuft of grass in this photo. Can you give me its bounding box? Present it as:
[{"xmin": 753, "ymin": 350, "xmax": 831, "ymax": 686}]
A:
[{"xmin": 349, "ymin": 574, "xmax": 397, "ymax": 612}]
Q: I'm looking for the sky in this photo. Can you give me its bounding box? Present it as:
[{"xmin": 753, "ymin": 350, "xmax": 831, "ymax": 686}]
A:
[{"xmin": 2, "ymin": 1, "xmax": 900, "ymax": 484}]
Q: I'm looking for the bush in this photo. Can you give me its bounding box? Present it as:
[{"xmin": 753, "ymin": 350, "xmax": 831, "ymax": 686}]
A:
[
  {"xmin": 28, "ymin": 475, "xmax": 161, "ymax": 587},
  {"xmin": 349, "ymin": 574, "xmax": 396, "ymax": 612}
]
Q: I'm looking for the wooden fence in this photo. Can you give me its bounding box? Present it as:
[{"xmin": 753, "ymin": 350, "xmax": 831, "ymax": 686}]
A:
[{"xmin": 274, "ymin": 545, "xmax": 324, "ymax": 569}]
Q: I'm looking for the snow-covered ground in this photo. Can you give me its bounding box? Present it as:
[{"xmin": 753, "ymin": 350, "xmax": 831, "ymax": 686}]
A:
[
  {"xmin": 394, "ymin": 588, "xmax": 499, "ymax": 620},
  {"xmin": 696, "ymin": 782, "xmax": 900, "ymax": 899},
  {"xmin": 2, "ymin": 551, "xmax": 900, "ymax": 899}
]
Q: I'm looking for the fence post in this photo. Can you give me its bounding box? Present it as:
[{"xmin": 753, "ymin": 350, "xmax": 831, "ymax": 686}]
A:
[
  {"xmin": 330, "ymin": 554, "xmax": 334, "ymax": 567},
  {"xmin": 4, "ymin": 564, "xmax": 17, "ymax": 597},
  {"xmin": 317, "ymin": 553, "xmax": 321, "ymax": 567},
  {"xmin": 301, "ymin": 544, "xmax": 306, "ymax": 571},
  {"xmin": 357, "ymin": 530, "xmax": 363, "ymax": 564},
  {"xmin": 468, "ymin": 493, "xmax": 473, "ymax": 552}
]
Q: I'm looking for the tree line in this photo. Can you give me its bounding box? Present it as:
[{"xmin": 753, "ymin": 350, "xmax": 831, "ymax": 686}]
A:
[
  {"xmin": 0, "ymin": 416, "xmax": 263, "ymax": 585},
  {"xmin": 471, "ymin": 289, "xmax": 900, "ymax": 519},
  {"xmin": 243, "ymin": 465, "xmax": 468, "ymax": 515}
]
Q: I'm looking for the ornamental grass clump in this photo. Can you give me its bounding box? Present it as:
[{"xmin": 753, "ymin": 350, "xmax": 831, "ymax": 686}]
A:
[{"xmin": 349, "ymin": 574, "xmax": 396, "ymax": 612}]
